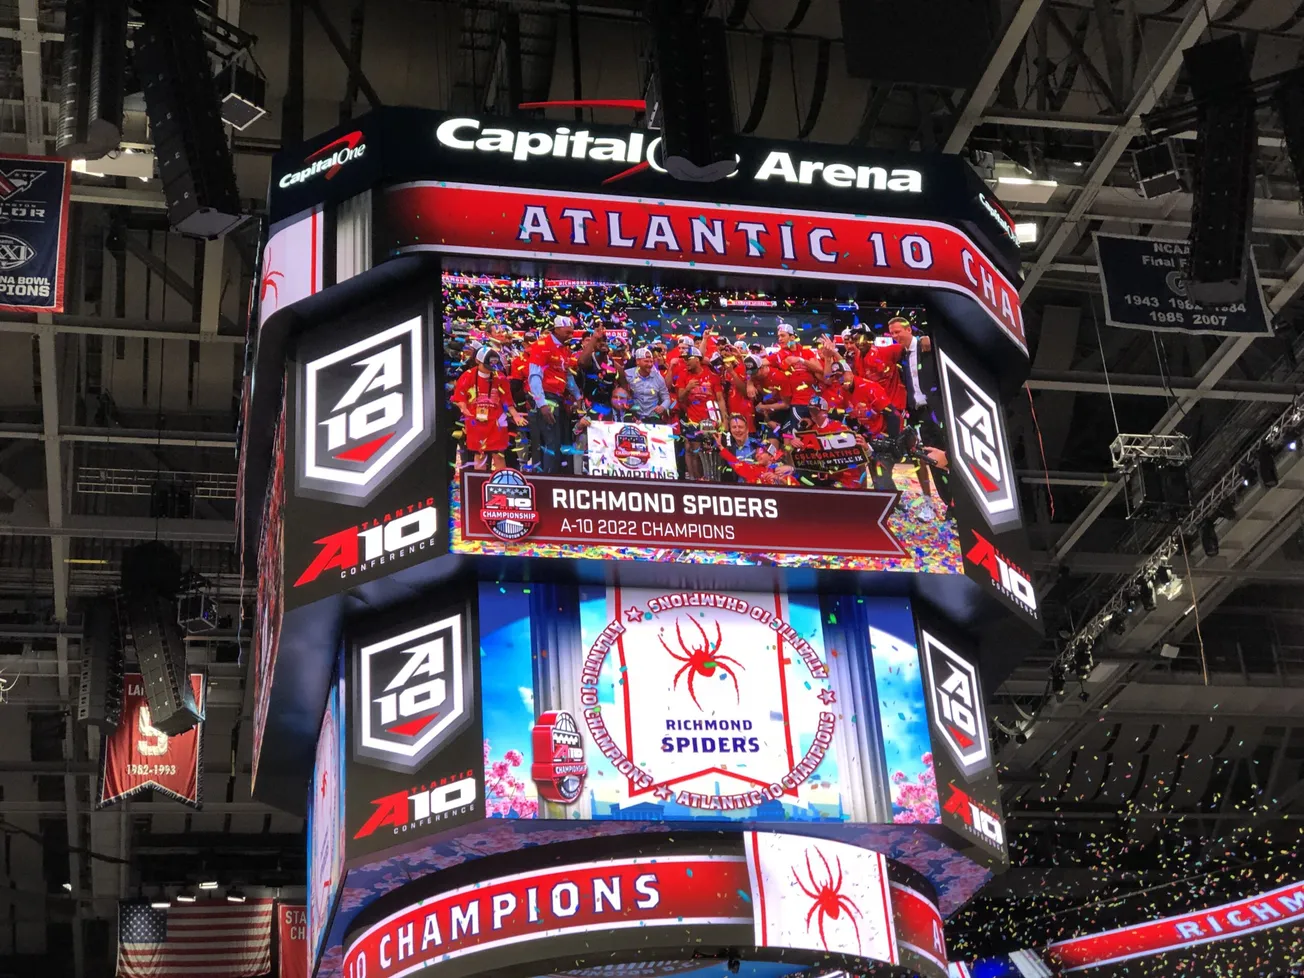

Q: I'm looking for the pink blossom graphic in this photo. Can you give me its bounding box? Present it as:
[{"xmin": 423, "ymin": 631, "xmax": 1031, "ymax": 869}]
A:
[
  {"xmin": 891, "ymin": 752, "xmax": 940, "ymax": 824},
  {"xmin": 483, "ymin": 738, "xmax": 539, "ymax": 819}
]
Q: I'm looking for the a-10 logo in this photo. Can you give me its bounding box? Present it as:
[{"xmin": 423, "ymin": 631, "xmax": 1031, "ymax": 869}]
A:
[
  {"xmin": 353, "ymin": 772, "xmax": 479, "ymax": 839},
  {"xmin": 965, "ymin": 530, "xmax": 1038, "ymax": 619},
  {"xmin": 937, "ymin": 348, "xmax": 1020, "ymax": 531},
  {"xmin": 298, "ymin": 316, "xmax": 430, "ymax": 504},
  {"xmin": 293, "ymin": 498, "xmax": 440, "ymax": 587},
  {"xmin": 943, "ymin": 783, "xmax": 1005, "ymax": 850},
  {"xmin": 355, "ymin": 614, "xmax": 475, "ymax": 774},
  {"xmin": 921, "ymin": 630, "xmax": 991, "ymax": 779}
]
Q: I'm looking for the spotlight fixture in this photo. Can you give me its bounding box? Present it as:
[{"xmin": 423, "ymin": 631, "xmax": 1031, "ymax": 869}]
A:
[
  {"xmin": 1201, "ymin": 517, "xmax": 1220, "ymax": 557},
  {"xmin": 198, "ymin": 880, "xmax": 219, "ymax": 890},
  {"xmin": 1079, "ymin": 688, "xmax": 1090, "ymax": 702},
  {"xmin": 61, "ymin": 882, "xmax": 72, "ymax": 892},
  {"xmin": 1122, "ymin": 588, "xmax": 1140, "ymax": 615},
  {"xmin": 1015, "ymin": 728, "xmax": 1029, "ymax": 745},
  {"xmin": 1155, "ymin": 565, "xmax": 1184, "ymax": 601},
  {"xmin": 1073, "ymin": 644, "xmax": 1093, "ymax": 680},
  {"xmin": 1240, "ymin": 461, "xmax": 1257, "ymax": 489},
  {"xmin": 226, "ymin": 887, "xmax": 247, "ymax": 904},
  {"xmin": 1217, "ymin": 497, "xmax": 1237, "ymax": 521},
  {"xmin": 150, "ymin": 899, "xmax": 171, "ymax": 909},
  {"xmin": 1258, "ymin": 445, "xmax": 1280, "ymax": 488},
  {"xmin": 1140, "ymin": 579, "xmax": 1158, "ymax": 612},
  {"xmin": 1110, "ymin": 613, "xmax": 1128, "ymax": 635},
  {"xmin": 176, "ymin": 890, "xmax": 197, "ymax": 904},
  {"xmin": 1051, "ymin": 664, "xmax": 1067, "ymax": 699}
]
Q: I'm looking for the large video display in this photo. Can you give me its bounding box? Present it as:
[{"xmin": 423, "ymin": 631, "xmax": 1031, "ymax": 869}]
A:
[
  {"xmin": 444, "ymin": 272, "xmax": 962, "ymax": 573},
  {"xmin": 479, "ymin": 584, "xmax": 939, "ymax": 825}
]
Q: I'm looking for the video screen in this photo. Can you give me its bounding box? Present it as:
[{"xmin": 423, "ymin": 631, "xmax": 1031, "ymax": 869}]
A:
[
  {"xmin": 478, "ymin": 583, "xmax": 938, "ymax": 826},
  {"xmin": 443, "ymin": 272, "xmax": 963, "ymax": 572}
]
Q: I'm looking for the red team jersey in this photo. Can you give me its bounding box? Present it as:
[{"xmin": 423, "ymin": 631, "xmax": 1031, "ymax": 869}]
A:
[
  {"xmin": 527, "ymin": 334, "xmax": 576, "ymax": 397},
  {"xmin": 677, "ymin": 369, "xmax": 723, "ymax": 425},
  {"xmin": 767, "ymin": 346, "xmax": 823, "ymax": 406},
  {"xmin": 453, "ymin": 370, "xmax": 516, "ymax": 452}
]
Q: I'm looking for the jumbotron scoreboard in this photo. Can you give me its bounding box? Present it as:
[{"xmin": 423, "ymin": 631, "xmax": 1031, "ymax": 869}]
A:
[{"xmin": 239, "ymin": 106, "xmax": 1039, "ymax": 978}]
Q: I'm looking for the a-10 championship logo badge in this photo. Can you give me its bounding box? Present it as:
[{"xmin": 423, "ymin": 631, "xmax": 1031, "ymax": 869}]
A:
[
  {"xmin": 572, "ymin": 589, "xmax": 838, "ymax": 814},
  {"xmin": 530, "ymin": 710, "xmax": 588, "ymax": 802},
  {"xmin": 479, "ymin": 469, "xmax": 538, "ymax": 541},
  {"xmin": 299, "ymin": 316, "xmax": 430, "ymax": 503},
  {"xmin": 936, "ymin": 348, "xmax": 1020, "ymax": 531},
  {"xmin": 920, "ymin": 630, "xmax": 990, "ymax": 780},
  {"xmin": 613, "ymin": 425, "xmax": 651, "ymax": 469},
  {"xmin": 355, "ymin": 613, "xmax": 474, "ymax": 773}
]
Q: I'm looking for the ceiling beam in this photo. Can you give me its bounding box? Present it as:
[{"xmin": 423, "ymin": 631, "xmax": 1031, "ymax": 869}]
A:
[
  {"xmin": 0, "ymin": 316, "xmax": 245, "ymax": 343},
  {"xmin": 1026, "ymin": 371, "xmax": 1303, "ymax": 402},
  {"xmin": 0, "ymin": 514, "xmax": 236, "ymax": 544},
  {"xmin": 943, "ymin": 0, "xmax": 1045, "ymax": 153},
  {"xmin": 1020, "ymin": 0, "xmax": 1236, "ymax": 297}
]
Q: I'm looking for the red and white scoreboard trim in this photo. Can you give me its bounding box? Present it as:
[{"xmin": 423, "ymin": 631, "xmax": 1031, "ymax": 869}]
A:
[
  {"xmin": 382, "ymin": 182, "xmax": 1028, "ymax": 354},
  {"xmin": 342, "ymin": 834, "xmax": 947, "ymax": 978}
]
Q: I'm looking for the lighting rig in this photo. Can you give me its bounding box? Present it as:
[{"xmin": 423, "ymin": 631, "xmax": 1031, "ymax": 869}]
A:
[{"xmin": 1052, "ymin": 391, "xmax": 1304, "ymax": 681}]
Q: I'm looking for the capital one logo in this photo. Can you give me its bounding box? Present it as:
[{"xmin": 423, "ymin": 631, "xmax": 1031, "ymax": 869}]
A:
[
  {"xmin": 921, "ymin": 631, "xmax": 990, "ymax": 779},
  {"xmin": 355, "ymin": 614, "xmax": 473, "ymax": 773},
  {"xmin": 937, "ymin": 348, "xmax": 1019, "ymax": 530},
  {"xmin": 299, "ymin": 317, "xmax": 428, "ymax": 502}
]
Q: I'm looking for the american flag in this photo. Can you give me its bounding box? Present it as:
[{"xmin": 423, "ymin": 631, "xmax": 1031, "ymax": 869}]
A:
[{"xmin": 117, "ymin": 899, "xmax": 274, "ymax": 978}]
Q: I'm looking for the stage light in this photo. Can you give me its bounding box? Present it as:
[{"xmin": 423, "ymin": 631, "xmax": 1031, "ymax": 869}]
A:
[
  {"xmin": 1240, "ymin": 461, "xmax": 1257, "ymax": 489},
  {"xmin": 1073, "ymin": 644, "xmax": 1093, "ymax": 680},
  {"xmin": 1051, "ymin": 664, "xmax": 1067, "ymax": 699},
  {"xmin": 1014, "ymin": 222, "xmax": 1038, "ymax": 244},
  {"xmin": 226, "ymin": 888, "xmax": 247, "ymax": 904},
  {"xmin": 62, "ymin": 882, "xmax": 72, "ymax": 891},
  {"xmin": 1141, "ymin": 579, "xmax": 1158, "ymax": 612},
  {"xmin": 176, "ymin": 890, "xmax": 197, "ymax": 903},
  {"xmin": 1202, "ymin": 518, "xmax": 1220, "ymax": 557},
  {"xmin": 1015, "ymin": 728, "xmax": 1029, "ymax": 745},
  {"xmin": 1110, "ymin": 614, "xmax": 1128, "ymax": 636},
  {"xmin": 1122, "ymin": 588, "xmax": 1140, "ymax": 615},
  {"xmin": 1155, "ymin": 565, "xmax": 1184, "ymax": 601},
  {"xmin": 198, "ymin": 880, "xmax": 219, "ymax": 890},
  {"xmin": 1288, "ymin": 437, "xmax": 1299, "ymax": 452},
  {"xmin": 150, "ymin": 899, "xmax": 171, "ymax": 909},
  {"xmin": 1217, "ymin": 497, "xmax": 1237, "ymax": 521},
  {"xmin": 1258, "ymin": 445, "xmax": 1280, "ymax": 488}
]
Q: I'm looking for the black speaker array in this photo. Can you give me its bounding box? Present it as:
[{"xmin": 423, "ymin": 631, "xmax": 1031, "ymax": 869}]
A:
[
  {"xmin": 1183, "ymin": 35, "xmax": 1257, "ymax": 305},
  {"xmin": 77, "ymin": 596, "xmax": 125, "ymax": 729},
  {"xmin": 120, "ymin": 543, "xmax": 202, "ymax": 736},
  {"xmin": 132, "ymin": 0, "xmax": 244, "ymax": 238},
  {"xmin": 647, "ymin": 0, "xmax": 737, "ymax": 181},
  {"xmin": 56, "ymin": 0, "xmax": 128, "ymax": 160}
]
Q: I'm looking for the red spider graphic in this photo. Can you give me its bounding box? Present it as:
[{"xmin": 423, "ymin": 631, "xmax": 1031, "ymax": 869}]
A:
[
  {"xmin": 658, "ymin": 617, "xmax": 744, "ymax": 711},
  {"xmin": 260, "ymin": 249, "xmax": 285, "ymax": 306},
  {"xmin": 792, "ymin": 848, "xmax": 863, "ymax": 953}
]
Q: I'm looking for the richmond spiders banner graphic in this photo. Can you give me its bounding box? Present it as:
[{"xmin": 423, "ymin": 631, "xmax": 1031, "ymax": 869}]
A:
[
  {"xmin": 341, "ymin": 834, "xmax": 948, "ymax": 978},
  {"xmin": 98, "ymin": 673, "xmax": 206, "ymax": 809},
  {"xmin": 479, "ymin": 584, "xmax": 943, "ymax": 827}
]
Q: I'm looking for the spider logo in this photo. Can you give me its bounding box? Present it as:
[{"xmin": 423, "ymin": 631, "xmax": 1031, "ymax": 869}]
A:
[
  {"xmin": 657, "ymin": 617, "xmax": 744, "ymax": 711},
  {"xmin": 260, "ymin": 249, "xmax": 285, "ymax": 306},
  {"xmin": 792, "ymin": 848, "xmax": 863, "ymax": 953}
]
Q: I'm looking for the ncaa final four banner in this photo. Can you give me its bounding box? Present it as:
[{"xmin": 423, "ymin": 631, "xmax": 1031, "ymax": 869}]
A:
[
  {"xmin": 98, "ymin": 673, "xmax": 206, "ymax": 809},
  {"xmin": 0, "ymin": 155, "xmax": 70, "ymax": 312}
]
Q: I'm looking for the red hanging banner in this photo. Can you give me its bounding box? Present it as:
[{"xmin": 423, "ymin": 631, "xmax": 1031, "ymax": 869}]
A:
[
  {"xmin": 278, "ymin": 904, "xmax": 308, "ymax": 978},
  {"xmin": 98, "ymin": 673, "xmax": 205, "ymax": 809}
]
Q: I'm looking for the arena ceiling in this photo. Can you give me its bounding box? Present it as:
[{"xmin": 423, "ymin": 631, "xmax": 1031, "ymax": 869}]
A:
[{"xmin": 1, "ymin": 0, "xmax": 1303, "ymax": 974}]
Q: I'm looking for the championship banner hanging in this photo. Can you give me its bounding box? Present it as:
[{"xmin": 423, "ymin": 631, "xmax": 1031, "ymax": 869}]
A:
[
  {"xmin": 0, "ymin": 155, "xmax": 70, "ymax": 312},
  {"xmin": 278, "ymin": 904, "xmax": 308, "ymax": 978},
  {"xmin": 98, "ymin": 673, "xmax": 206, "ymax": 809},
  {"xmin": 382, "ymin": 182, "xmax": 1027, "ymax": 353}
]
